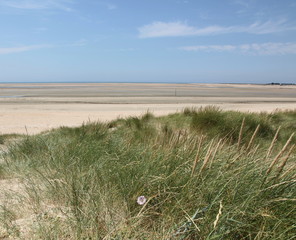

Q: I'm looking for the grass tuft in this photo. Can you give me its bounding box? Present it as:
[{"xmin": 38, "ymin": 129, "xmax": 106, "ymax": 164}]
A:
[{"xmin": 1, "ymin": 108, "xmax": 295, "ymax": 239}]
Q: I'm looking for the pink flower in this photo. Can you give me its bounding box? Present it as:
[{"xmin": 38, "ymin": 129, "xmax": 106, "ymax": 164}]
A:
[{"xmin": 137, "ymin": 196, "xmax": 147, "ymax": 205}]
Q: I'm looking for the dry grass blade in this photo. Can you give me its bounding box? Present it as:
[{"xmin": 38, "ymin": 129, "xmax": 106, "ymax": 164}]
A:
[
  {"xmin": 180, "ymin": 130, "xmax": 189, "ymax": 145},
  {"xmin": 213, "ymin": 201, "xmax": 223, "ymax": 229},
  {"xmin": 168, "ymin": 131, "xmax": 176, "ymax": 145},
  {"xmin": 260, "ymin": 180, "xmax": 296, "ymax": 192},
  {"xmin": 279, "ymin": 164, "xmax": 296, "ymax": 180},
  {"xmin": 176, "ymin": 130, "xmax": 182, "ymax": 144},
  {"xmin": 209, "ymin": 139, "xmax": 222, "ymax": 168},
  {"xmin": 211, "ymin": 139, "xmax": 222, "ymax": 161},
  {"xmin": 246, "ymin": 124, "xmax": 260, "ymax": 151},
  {"xmin": 199, "ymin": 139, "xmax": 214, "ymax": 173},
  {"xmin": 187, "ymin": 135, "xmax": 199, "ymax": 156},
  {"xmin": 191, "ymin": 136, "xmax": 204, "ymax": 177},
  {"xmin": 237, "ymin": 117, "xmax": 245, "ymax": 148},
  {"xmin": 247, "ymin": 143, "xmax": 260, "ymax": 157},
  {"xmin": 265, "ymin": 126, "xmax": 281, "ymax": 160},
  {"xmin": 229, "ymin": 152, "xmax": 244, "ymax": 164},
  {"xmin": 184, "ymin": 212, "xmax": 201, "ymax": 232},
  {"xmin": 168, "ymin": 132, "xmax": 180, "ymax": 149},
  {"xmin": 266, "ymin": 132, "xmax": 295, "ymax": 175},
  {"xmin": 275, "ymin": 144, "xmax": 295, "ymax": 178},
  {"xmin": 219, "ymin": 138, "xmax": 227, "ymax": 150},
  {"xmin": 136, "ymin": 197, "xmax": 152, "ymax": 217},
  {"xmin": 269, "ymin": 198, "xmax": 296, "ymax": 202}
]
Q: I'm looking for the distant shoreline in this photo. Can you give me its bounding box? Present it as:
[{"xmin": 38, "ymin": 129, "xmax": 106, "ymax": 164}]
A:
[
  {"xmin": 0, "ymin": 81, "xmax": 295, "ymax": 85},
  {"xmin": 1, "ymin": 82, "xmax": 295, "ymax": 134}
]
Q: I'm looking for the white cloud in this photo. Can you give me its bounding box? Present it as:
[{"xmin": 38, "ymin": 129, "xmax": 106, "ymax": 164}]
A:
[
  {"xmin": 244, "ymin": 19, "xmax": 294, "ymax": 34},
  {"xmin": 69, "ymin": 39, "xmax": 88, "ymax": 47},
  {"xmin": 138, "ymin": 19, "xmax": 296, "ymax": 38},
  {"xmin": 107, "ymin": 4, "xmax": 117, "ymax": 10},
  {"xmin": 232, "ymin": 0, "xmax": 250, "ymax": 8},
  {"xmin": 180, "ymin": 42, "xmax": 296, "ymax": 55},
  {"xmin": 0, "ymin": 45, "xmax": 50, "ymax": 54},
  {"xmin": 97, "ymin": 2, "xmax": 117, "ymax": 10},
  {"xmin": 139, "ymin": 21, "xmax": 200, "ymax": 38},
  {"xmin": 0, "ymin": 0, "xmax": 73, "ymax": 11},
  {"xmin": 101, "ymin": 48, "xmax": 136, "ymax": 52},
  {"xmin": 181, "ymin": 45, "xmax": 236, "ymax": 52}
]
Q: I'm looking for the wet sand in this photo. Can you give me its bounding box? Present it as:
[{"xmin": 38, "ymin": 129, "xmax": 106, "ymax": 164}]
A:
[{"xmin": 1, "ymin": 83, "xmax": 296, "ymax": 134}]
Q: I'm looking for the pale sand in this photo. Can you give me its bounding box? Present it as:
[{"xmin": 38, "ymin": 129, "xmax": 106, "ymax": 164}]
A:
[{"xmin": 1, "ymin": 83, "xmax": 295, "ymax": 134}]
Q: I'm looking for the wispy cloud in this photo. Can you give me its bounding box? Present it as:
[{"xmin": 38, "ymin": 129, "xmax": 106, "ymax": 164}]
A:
[
  {"xmin": 138, "ymin": 19, "xmax": 296, "ymax": 38},
  {"xmin": 0, "ymin": 0, "xmax": 74, "ymax": 11},
  {"xmin": 106, "ymin": 3, "xmax": 117, "ymax": 10},
  {"xmin": 180, "ymin": 42, "xmax": 296, "ymax": 55},
  {"xmin": 0, "ymin": 45, "xmax": 50, "ymax": 54},
  {"xmin": 232, "ymin": 0, "xmax": 250, "ymax": 8},
  {"xmin": 69, "ymin": 39, "xmax": 88, "ymax": 47},
  {"xmin": 101, "ymin": 48, "xmax": 136, "ymax": 52},
  {"xmin": 97, "ymin": 1, "xmax": 117, "ymax": 10},
  {"xmin": 181, "ymin": 45, "xmax": 236, "ymax": 52}
]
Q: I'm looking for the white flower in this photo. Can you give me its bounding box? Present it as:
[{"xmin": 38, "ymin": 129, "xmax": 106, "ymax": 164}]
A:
[{"xmin": 137, "ymin": 196, "xmax": 147, "ymax": 205}]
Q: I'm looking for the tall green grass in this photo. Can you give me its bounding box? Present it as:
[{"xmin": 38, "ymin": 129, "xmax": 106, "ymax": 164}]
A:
[{"xmin": 1, "ymin": 108, "xmax": 295, "ymax": 239}]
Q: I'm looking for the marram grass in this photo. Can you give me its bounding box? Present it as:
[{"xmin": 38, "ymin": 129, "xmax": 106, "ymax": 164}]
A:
[{"xmin": 0, "ymin": 107, "xmax": 295, "ymax": 239}]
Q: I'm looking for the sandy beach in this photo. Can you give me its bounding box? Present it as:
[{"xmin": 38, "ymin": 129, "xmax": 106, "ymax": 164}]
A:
[{"xmin": 1, "ymin": 83, "xmax": 296, "ymax": 134}]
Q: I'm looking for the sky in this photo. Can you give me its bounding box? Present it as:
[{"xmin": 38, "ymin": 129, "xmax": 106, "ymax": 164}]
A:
[{"xmin": 0, "ymin": 0, "xmax": 296, "ymax": 83}]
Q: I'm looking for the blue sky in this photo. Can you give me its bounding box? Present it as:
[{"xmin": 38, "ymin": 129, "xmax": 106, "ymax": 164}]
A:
[{"xmin": 1, "ymin": 0, "xmax": 296, "ymax": 83}]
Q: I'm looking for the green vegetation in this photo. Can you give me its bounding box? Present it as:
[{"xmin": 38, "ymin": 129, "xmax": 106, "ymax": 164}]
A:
[
  {"xmin": 0, "ymin": 133, "xmax": 20, "ymax": 145},
  {"xmin": 0, "ymin": 107, "xmax": 295, "ymax": 239}
]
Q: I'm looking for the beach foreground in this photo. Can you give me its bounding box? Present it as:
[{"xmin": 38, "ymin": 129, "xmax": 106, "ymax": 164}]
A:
[{"xmin": 1, "ymin": 83, "xmax": 295, "ymax": 134}]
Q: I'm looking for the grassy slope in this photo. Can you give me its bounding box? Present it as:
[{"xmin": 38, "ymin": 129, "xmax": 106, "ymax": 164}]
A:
[{"xmin": 0, "ymin": 107, "xmax": 295, "ymax": 239}]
